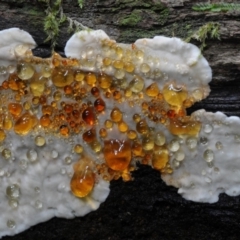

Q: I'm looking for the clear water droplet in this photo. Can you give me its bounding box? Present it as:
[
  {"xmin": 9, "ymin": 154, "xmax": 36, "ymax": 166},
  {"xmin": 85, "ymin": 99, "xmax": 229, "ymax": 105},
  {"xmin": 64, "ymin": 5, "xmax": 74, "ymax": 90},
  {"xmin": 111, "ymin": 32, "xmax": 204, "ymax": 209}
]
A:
[
  {"xmin": 203, "ymin": 124, "xmax": 213, "ymax": 133},
  {"xmin": 7, "ymin": 220, "xmax": 16, "ymax": 229},
  {"xmin": 203, "ymin": 149, "xmax": 214, "ymax": 162}
]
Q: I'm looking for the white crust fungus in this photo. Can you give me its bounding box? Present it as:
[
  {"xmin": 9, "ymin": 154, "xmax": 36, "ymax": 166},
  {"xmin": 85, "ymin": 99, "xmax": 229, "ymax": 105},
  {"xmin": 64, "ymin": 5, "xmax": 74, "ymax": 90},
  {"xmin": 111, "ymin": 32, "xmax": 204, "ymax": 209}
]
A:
[
  {"xmin": 0, "ymin": 131, "xmax": 110, "ymax": 238},
  {"xmin": 0, "ymin": 28, "xmax": 36, "ymax": 84},
  {"xmin": 65, "ymin": 30, "xmax": 212, "ymax": 101},
  {"xmin": 0, "ymin": 27, "xmax": 237, "ymax": 238},
  {"xmin": 162, "ymin": 110, "xmax": 240, "ymax": 203}
]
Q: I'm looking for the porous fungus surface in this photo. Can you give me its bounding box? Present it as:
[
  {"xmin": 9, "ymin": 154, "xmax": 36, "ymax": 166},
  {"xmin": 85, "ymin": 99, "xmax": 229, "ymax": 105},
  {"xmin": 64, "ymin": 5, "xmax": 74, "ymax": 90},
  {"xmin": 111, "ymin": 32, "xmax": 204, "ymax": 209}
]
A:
[{"xmin": 0, "ymin": 27, "xmax": 237, "ymax": 238}]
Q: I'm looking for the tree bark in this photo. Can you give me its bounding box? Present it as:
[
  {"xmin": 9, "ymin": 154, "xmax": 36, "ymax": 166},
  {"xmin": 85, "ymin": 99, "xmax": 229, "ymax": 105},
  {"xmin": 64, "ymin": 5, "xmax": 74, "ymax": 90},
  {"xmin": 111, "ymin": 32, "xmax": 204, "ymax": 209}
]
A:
[{"xmin": 1, "ymin": 0, "xmax": 240, "ymax": 239}]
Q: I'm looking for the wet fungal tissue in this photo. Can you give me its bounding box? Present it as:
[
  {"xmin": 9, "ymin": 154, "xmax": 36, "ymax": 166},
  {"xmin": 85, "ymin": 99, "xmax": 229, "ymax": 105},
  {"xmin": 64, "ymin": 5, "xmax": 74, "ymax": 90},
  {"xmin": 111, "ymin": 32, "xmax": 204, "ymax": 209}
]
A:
[{"xmin": 0, "ymin": 27, "xmax": 238, "ymax": 238}]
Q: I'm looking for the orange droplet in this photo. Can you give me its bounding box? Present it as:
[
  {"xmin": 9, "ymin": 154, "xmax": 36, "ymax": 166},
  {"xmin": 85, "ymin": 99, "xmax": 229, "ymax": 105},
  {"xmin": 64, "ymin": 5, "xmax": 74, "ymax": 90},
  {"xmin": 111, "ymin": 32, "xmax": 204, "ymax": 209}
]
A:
[
  {"xmin": 94, "ymin": 98, "xmax": 105, "ymax": 112},
  {"xmin": 59, "ymin": 125, "xmax": 69, "ymax": 136},
  {"xmin": 103, "ymin": 139, "xmax": 131, "ymax": 171},
  {"xmin": 91, "ymin": 87, "xmax": 100, "ymax": 97},
  {"xmin": 82, "ymin": 107, "xmax": 95, "ymax": 125},
  {"xmin": 82, "ymin": 128, "xmax": 96, "ymax": 143},
  {"xmin": 40, "ymin": 114, "xmax": 51, "ymax": 127},
  {"xmin": 152, "ymin": 148, "xmax": 169, "ymax": 171},
  {"xmin": 14, "ymin": 113, "xmax": 37, "ymax": 136},
  {"xmin": 70, "ymin": 160, "xmax": 95, "ymax": 198},
  {"xmin": 8, "ymin": 103, "xmax": 23, "ymax": 117},
  {"xmin": 52, "ymin": 67, "xmax": 74, "ymax": 87}
]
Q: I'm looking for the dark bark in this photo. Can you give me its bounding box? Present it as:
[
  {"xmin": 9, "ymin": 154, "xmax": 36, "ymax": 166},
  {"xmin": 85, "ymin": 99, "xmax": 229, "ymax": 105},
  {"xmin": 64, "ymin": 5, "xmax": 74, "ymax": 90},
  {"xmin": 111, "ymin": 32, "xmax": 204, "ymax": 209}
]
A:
[{"xmin": 1, "ymin": 0, "xmax": 240, "ymax": 239}]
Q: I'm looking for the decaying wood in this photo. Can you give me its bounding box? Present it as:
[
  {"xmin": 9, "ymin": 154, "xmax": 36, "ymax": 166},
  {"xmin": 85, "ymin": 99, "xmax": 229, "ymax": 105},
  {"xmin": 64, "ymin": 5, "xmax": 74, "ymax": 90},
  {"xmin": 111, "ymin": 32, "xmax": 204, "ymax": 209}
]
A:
[{"xmin": 1, "ymin": 0, "xmax": 240, "ymax": 239}]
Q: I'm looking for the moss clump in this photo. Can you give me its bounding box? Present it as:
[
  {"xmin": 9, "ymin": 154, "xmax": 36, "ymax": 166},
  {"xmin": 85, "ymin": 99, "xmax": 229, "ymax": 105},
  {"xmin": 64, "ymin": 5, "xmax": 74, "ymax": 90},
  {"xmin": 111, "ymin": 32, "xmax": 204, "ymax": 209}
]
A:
[
  {"xmin": 119, "ymin": 9, "xmax": 142, "ymax": 27},
  {"xmin": 185, "ymin": 22, "xmax": 220, "ymax": 51}
]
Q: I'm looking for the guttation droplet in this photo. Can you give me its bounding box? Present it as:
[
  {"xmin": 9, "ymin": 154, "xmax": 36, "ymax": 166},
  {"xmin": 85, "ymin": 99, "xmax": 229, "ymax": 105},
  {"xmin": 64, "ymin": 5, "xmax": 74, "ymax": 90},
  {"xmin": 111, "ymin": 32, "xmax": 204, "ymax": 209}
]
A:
[
  {"xmin": 203, "ymin": 124, "xmax": 213, "ymax": 133},
  {"xmin": 27, "ymin": 149, "xmax": 38, "ymax": 162},
  {"xmin": 203, "ymin": 149, "xmax": 214, "ymax": 163},
  {"xmin": 6, "ymin": 184, "xmax": 21, "ymax": 199},
  {"xmin": 215, "ymin": 141, "xmax": 223, "ymax": 150},
  {"xmin": 168, "ymin": 139, "xmax": 180, "ymax": 152},
  {"xmin": 7, "ymin": 219, "xmax": 16, "ymax": 229},
  {"xmin": 186, "ymin": 137, "xmax": 198, "ymax": 149}
]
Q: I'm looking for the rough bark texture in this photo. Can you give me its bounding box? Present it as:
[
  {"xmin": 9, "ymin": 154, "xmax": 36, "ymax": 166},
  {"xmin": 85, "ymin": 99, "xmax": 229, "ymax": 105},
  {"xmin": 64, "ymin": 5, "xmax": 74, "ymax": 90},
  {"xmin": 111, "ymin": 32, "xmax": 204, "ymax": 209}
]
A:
[{"xmin": 1, "ymin": 0, "xmax": 240, "ymax": 239}]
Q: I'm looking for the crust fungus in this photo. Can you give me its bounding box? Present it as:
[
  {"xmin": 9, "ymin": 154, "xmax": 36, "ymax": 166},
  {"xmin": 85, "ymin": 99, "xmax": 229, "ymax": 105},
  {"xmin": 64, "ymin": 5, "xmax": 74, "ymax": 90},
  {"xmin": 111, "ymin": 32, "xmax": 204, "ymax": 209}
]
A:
[{"xmin": 0, "ymin": 27, "xmax": 236, "ymax": 238}]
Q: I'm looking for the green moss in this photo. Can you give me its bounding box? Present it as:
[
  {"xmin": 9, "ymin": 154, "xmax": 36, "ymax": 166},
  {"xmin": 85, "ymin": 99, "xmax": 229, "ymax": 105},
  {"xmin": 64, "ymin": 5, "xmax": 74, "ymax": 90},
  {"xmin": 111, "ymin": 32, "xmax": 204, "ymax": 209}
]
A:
[
  {"xmin": 112, "ymin": 0, "xmax": 166, "ymax": 12},
  {"xmin": 119, "ymin": 9, "xmax": 142, "ymax": 27},
  {"xmin": 192, "ymin": 2, "xmax": 240, "ymax": 12},
  {"xmin": 157, "ymin": 8, "xmax": 169, "ymax": 25},
  {"xmin": 185, "ymin": 22, "xmax": 220, "ymax": 51}
]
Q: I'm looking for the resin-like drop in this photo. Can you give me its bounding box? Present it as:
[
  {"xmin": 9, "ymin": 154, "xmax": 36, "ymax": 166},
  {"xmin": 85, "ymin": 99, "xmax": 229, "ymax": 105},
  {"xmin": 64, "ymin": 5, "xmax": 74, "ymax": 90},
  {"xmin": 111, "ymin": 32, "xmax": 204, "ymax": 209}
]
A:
[
  {"xmin": 103, "ymin": 139, "xmax": 131, "ymax": 171},
  {"xmin": 82, "ymin": 107, "xmax": 95, "ymax": 125},
  {"xmin": 14, "ymin": 113, "xmax": 37, "ymax": 135},
  {"xmin": 70, "ymin": 160, "xmax": 95, "ymax": 198}
]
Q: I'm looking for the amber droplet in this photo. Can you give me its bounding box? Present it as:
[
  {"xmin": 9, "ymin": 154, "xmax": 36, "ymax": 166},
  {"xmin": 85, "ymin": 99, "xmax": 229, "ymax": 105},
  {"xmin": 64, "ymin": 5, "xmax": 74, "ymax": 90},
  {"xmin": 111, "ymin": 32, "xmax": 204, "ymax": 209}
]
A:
[
  {"xmin": 75, "ymin": 70, "xmax": 85, "ymax": 82},
  {"xmin": 118, "ymin": 121, "xmax": 128, "ymax": 133},
  {"xmin": 72, "ymin": 110, "xmax": 80, "ymax": 119},
  {"xmin": 39, "ymin": 95, "xmax": 47, "ymax": 105},
  {"xmin": 53, "ymin": 91, "xmax": 62, "ymax": 101},
  {"xmin": 52, "ymin": 67, "xmax": 74, "ymax": 87},
  {"xmin": 110, "ymin": 107, "xmax": 122, "ymax": 123},
  {"xmin": 14, "ymin": 113, "xmax": 37, "ymax": 135},
  {"xmin": 59, "ymin": 125, "xmax": 69, "ymax": 136},
  {"xmin": 169, "ymin": 118, "xmax": 201, "ymax": 136},
  {"xmin": 113, "ymin": 90, "xmax": 122, "ymax": 100},
  {"xmin": 136, "ymin": 119, "xmax": 148, "ymax": 134},
  {"xmin": 64, "ymin": 85, "xmax": 73, "ymax": 95},
  {"xmin": 103, "ymin": 57, "xmax": 112, "ymax": 66},
  {"xmin": 104, "ymin": 119, "xmax": 113, "ymax": 129},
  {"xmin": 82, "ymin": 128, "xmax": 96, "ymax": 143},
  {"xmin": 146, "ymin": 83, "xmax": 159, "ymax": 97},
  {"xmin": 127, "ymin": 130, "xmax": 137, "ymax": 140},
  {"xmin": 152, "ymin": 148, "xmax": 169, "ymax": 171},
  {"xmin": 32, "ymin": 96, "xmax": 40, "ymax": 105},
  {"xmin": 82, "ymin": 107, "xmax": 95, "ymax": 125},
  {"xmin": 103, "ymin": 139, "xmax": 131, "ymax": 171},
  {"xmin": 30, "ymin": 79, "xmax": 45, "ymax": 97},
  {"xmin": 91, "ymin": 87, "xmax": 100, "ymax": 97},
  {"xmin": 132, "ymin": 142, "xmax": 143, "ymax": 156},
  {"xmin": 98, "ymin": 73, "xmax": 112, "ymax": 89},
  {"xmin": 42, "ymin": 105, "xmax": 53, "ymax": 115},
  {"xmin": 40, "ymin": 114, "xmax": 51, "ymax": 127},
  {"xmin": 8, "ymin": 103, "xmax": 23, "ymax": 117},
  {"xmin": 133, "ymin": 114, "xmax": 141, "ymax": 123},
  {"xmin": 64, "ymin": 104, "xmax": 73, "ymax": 114},
  {"xmin": 167, "ymin": 110, "xmax": 176, "ymax": 119},
  {"xmin": 0, "ymin": 129, "xmax": 6, "ymax": 142},
  {"xmin": 163, "ymin": 83, "xmax": 187, "ymax": 108},
  {"xmin": 113, "ymin": 60, "xmax": 124, "ymax": 69},
  {"xmin": 8, "ymin": 74, "xmax": 19, "ymax": 90},
  {"xmin": 124, "ymin": 62, "xmax": 135, "ymax": 73},
  {"xmin": 3, "ymin": 116, "xmax": 12, "ymax": 130},
  {"xmin": 94, "ymin": 98, "xmax": 105, "ymax": 112},
  {"xmin": 86, "ymin": 72, "xmax": 97, "ymax": 86},
  {"xmin": 70, "ymin": 161, "xmax": 95, "ymax": 198},
  {"xmin": 2, "ymin": 81, "xmax": 8, "ymax": 89},
  {"xmin": 99, "ymin": 128, "xmax": 107, "ymax": 138}
]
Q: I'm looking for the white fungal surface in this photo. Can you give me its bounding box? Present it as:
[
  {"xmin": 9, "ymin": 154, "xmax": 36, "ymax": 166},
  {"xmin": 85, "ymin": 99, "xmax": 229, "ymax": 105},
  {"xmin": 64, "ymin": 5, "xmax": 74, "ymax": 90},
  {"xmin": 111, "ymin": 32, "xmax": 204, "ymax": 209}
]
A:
[
  {"xmin": 65, "ymin": 30, "xmax": 212, "ymax": 101},
  {"xmin": 0, "ymin": 26, "xmax": 239, "ymax": 239},
  {"xmin": 0, "ymin": 131, "xmax": 110, "ymax": 238},
  {"xmin": 162, "ymin": 110, "xmax": 240, "ymax": 203}
]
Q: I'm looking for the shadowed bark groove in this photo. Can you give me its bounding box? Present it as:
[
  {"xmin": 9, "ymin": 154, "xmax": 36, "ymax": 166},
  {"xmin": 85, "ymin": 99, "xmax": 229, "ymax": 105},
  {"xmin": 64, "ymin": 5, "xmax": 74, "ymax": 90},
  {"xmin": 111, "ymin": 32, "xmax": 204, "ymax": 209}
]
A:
[{"xmin": 1, "ymin": 1, "xmax": 240, "ymax": 239}]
